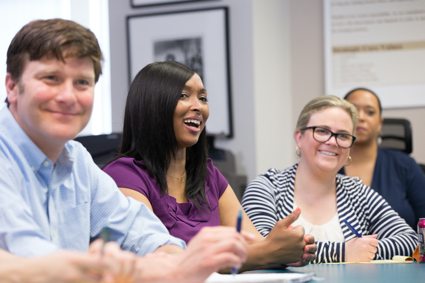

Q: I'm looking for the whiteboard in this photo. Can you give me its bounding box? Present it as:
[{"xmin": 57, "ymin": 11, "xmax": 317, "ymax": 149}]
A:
[{"xmin": 324, "ymin": 0, "xmax": 425, "ymax": 108}]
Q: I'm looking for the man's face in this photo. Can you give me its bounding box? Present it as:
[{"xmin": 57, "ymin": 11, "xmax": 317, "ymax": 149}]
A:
[{"xmin": 6, "ymin": 56, "xmax": 95, "ymax": 159}]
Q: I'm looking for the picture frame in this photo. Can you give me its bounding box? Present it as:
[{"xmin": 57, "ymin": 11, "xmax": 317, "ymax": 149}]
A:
[
  {"xmin": 127, "ymin": 7, "xmax": 233, "ymax": 137},
  {"xmin": 130, "ymin": 0, "xmax": 215, "ymax": 8}
]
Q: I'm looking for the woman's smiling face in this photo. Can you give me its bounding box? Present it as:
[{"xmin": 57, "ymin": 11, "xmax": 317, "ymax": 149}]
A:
[
  {"xmin": 173, "ymin": 73, "xmax": 209, "ymax": 148},
  {"xmin": 296, "ymin": 106, "xmax": 354, "ymax": 173}
]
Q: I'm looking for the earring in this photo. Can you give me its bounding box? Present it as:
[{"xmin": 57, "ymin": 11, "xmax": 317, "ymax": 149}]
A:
[
  {"xmin": 295, "ymin": 146, "xmax": 301, "ymax": 157},
  {"xmin": 346, "ymin": 155, "xmax": 352, "ymax": 166}
]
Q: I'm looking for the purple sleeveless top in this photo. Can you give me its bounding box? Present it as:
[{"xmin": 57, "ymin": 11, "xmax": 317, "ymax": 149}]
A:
[{"xmin": 103, "ymin": 157, "xmax": 228, "ymax": 243}]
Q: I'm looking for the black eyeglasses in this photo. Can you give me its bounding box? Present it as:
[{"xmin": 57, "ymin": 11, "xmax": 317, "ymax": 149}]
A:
[{"xmin": 301, "ymin": 126, "xmax": 356, "ymax": 149}]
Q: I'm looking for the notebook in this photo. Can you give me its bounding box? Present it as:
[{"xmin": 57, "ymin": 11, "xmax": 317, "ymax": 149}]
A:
[
  {"xmin": 368, "ymin": 255, "xmax": 415, "ymax": 264},
  {"xmin": 205, "ymin": 271, "xmax": 314, "ymax": 283},
  {"xmin": 327, "ymin": 255, "xmax": 415, "ymax": 264}
]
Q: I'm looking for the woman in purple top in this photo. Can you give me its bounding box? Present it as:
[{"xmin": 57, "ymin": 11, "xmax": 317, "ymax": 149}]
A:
[
  {"xmin": 105, "ymin": 157, "xmax": 226, "ymax": 242},
  {"xmin": 103, "ymin": 61, "xmax": 316, "ymax": 271}
]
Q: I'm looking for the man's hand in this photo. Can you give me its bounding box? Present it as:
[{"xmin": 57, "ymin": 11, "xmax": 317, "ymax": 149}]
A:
[
  {"xmin": 28, "ymin": 251, "xmax": 104, "ymax": 283},
  {"xmin": 134, "ymin": 226, "xmax": 249, "ymax": 283}
]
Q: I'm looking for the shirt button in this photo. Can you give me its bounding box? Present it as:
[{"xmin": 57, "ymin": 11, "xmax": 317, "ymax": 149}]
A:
[{"xmin": 43, "ymin": 161, "xmax": 49, "ymax": 167}]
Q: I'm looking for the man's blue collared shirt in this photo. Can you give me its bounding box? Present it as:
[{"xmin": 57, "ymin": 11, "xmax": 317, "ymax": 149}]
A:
[{"xmin": 0, "ymin": 107, "xmax": 185, "ymax": 256}]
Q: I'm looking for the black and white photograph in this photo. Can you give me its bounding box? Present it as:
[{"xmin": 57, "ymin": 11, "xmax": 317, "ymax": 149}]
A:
[
  {"xmin": 154, "ymin": 37, "xmax": 204, "ymax": 80},
  {"xmin": 127, "ymin": 7, "xmax": 232, "ymax": 136}
]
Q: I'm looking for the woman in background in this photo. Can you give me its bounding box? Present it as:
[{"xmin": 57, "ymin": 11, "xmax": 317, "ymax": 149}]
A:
[
  {"xmin": 342, "ymin": 87, "xmax": 425, "ymax": 230},
  {"xmin": 104, "ymin": 61, "xmax": 316, "ymax": 271},
  {"xmin": 242, "ymin": 95, "xmax": 417, "ymax": 263}
]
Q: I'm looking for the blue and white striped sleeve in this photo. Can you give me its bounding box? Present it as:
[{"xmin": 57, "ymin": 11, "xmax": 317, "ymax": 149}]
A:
[
  {"xmin": 365, "ymin": 188, "xmax": 418, "ymax": 259},
  {"xmin": 242, "ymin": 174, "xmax": 279, "ymax": 237}
]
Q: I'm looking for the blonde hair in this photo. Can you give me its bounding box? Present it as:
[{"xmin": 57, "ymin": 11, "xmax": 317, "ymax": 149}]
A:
[{"xmin": 295, "ymin": 95, "xmax": 358, "ymax": 133}]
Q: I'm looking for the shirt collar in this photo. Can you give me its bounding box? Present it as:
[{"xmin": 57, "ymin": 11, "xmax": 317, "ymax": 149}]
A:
[{"xmin": 0, "ymin": 107, "xmax": 73, "ymax": 172}]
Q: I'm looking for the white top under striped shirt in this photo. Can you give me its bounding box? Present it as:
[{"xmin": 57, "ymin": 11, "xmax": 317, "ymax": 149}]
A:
[{"xmin": 293, "ymin": 213, "xmax": 344, "ymax": 242}]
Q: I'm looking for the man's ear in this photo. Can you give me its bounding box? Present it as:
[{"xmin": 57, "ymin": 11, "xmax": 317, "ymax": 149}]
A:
[{"xmin": 5, "ymin": 73, "xmax": 19, "ymax": 105}]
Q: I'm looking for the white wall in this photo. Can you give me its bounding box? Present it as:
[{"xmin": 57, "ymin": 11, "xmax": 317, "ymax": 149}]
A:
[
  {"xmin": 251, "ymin": 0, "xmax": 294, "ymax": 173},
  {"xmin": 0, "ymin": 0, "xmax": 112, "ymax": 135},
  {"xmin": 0, "ymin": 0, "xmax": 71, "ymax": 103}
]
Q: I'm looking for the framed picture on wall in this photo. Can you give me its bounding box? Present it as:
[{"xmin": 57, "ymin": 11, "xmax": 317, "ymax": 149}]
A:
[
  {"xmin": 130, "ymin": 0, "xmax": 216, "ymax": 8},
  {"xmin": 127, "ymin": 7, "xmax": 233, "ymax": 137}
]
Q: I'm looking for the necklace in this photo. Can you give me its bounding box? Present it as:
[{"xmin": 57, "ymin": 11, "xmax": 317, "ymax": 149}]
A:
[{"xmin": 167, "ymin": 171, "xmax": 186, "ymax": 183}]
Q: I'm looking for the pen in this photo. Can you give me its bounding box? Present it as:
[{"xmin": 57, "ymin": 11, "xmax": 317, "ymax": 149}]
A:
[
  {"xmin": 231, "ymin": 209, "xmax": 243, "ymax": 275},
  {"xmin": 343, "ymin": 219, "xmax": 362, "ymax": 237}
]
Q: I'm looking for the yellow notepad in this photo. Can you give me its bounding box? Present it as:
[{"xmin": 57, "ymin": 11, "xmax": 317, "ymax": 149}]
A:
[
  {"xmin": 329, "ymin": 255, "xmax": 415, "ymax": 264},
  {"xmin": 369, "ymin": 255, "xmax": 414, "ymax": 264}
]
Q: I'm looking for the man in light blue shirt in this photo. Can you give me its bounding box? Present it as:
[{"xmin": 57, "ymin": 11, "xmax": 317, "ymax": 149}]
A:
[
  {"xmin": 0, "ymin": 18, "xmax": 184, "ymax": 258},
  {"xmin": 0, "ymin": 20, "xmax": 248, "ymax": 282},
  {"xmin": 0, "ymin": 107, "xmax": 183, "ymax": 256}
]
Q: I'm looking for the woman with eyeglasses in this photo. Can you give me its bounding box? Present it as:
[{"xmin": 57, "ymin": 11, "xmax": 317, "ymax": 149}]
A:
[{"xmin": 242, "ymin": 95, "xmax": 417, "ymax": 263}]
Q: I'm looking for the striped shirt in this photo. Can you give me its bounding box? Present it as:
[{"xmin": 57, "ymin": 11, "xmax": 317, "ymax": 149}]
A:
[{"xmin": 242, "ymin": 164, "xmax": 418, "ymax": 263}]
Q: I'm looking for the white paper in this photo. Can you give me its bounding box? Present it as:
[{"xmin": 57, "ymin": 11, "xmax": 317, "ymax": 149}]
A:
[{"xmin": 205, "ymin": 272, "xmax": 314, "ymax": 283}]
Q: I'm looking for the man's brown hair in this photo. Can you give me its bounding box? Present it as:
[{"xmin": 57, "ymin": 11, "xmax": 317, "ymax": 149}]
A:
[{"xmin": 6, "ymin": 18, "xmax": 103, "ymax": 83}]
